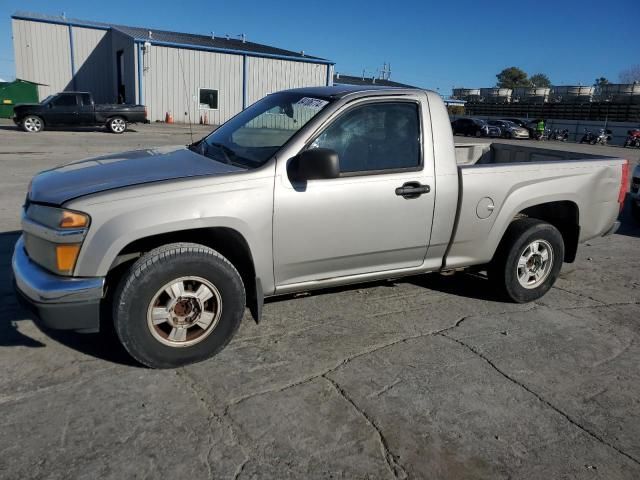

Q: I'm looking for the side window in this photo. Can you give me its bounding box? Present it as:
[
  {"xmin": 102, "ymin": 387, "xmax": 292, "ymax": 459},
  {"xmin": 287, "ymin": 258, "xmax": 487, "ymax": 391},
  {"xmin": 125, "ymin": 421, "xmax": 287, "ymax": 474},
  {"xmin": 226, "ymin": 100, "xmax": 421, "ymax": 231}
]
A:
[
  {"xmin": 80, "ymin": 93, "xmax": 92, "ymax": 106},
  {"xmin": 52, "ymin": 94, "xmax": 78, "ymax": 107},
  {"xmin": 311, "ymin": 102, "xmax": 421, "ymax": 174},
  {"xmin": 199, "ymin": 89, "xmax": 219, "ymax": 110}
]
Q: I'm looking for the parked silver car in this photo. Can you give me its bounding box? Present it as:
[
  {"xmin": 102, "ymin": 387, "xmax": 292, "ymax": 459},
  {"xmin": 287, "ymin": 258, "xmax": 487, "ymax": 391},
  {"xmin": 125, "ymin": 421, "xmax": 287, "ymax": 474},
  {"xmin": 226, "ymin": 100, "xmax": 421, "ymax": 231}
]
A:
[{"xmin": 491, "ymin": 119, "xmax": 530, "ymax": 139}]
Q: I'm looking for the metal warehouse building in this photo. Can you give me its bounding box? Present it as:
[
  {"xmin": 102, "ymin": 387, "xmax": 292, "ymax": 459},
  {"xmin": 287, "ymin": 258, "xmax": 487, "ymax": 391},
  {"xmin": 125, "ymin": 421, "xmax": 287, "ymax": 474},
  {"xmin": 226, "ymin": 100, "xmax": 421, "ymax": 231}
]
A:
[{"xmin": 11, "ymin": 12, "xmax": 334, "ymax": 123}]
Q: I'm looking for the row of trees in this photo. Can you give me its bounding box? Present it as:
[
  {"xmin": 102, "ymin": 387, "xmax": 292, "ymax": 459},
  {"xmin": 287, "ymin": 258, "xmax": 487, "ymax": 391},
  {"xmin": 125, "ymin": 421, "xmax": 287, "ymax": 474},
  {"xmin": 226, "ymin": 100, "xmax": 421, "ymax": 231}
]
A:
[
  {"xmin": 495, "ymin": 66, "xmax": 640, "ymax": 90},
  {"xmin": 495, "ymin": 67, "xmax": 551, "ymax": 89}
]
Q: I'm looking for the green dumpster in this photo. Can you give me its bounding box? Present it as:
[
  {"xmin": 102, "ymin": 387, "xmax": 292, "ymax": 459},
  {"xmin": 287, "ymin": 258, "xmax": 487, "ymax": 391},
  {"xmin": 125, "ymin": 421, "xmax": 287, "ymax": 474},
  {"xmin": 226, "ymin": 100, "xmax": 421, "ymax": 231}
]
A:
[{"xmin": 0, "ymin": 79, "xmax": 40, "ymax": 119}]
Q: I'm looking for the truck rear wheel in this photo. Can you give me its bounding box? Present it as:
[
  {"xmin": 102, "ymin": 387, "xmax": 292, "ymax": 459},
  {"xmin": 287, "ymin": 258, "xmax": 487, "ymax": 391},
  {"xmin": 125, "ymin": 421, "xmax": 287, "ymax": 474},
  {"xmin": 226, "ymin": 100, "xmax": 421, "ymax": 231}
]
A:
[
  {"xmin": 113, "ymin": 243, "xmax": 246, "ymax": 368},
  {"xmin": 488, "ymin": 218, "xmax": 564, "ymax": 303},
  {"xmin": 107, "ymin": 116, "xmax": 127, "ymax": 134}
]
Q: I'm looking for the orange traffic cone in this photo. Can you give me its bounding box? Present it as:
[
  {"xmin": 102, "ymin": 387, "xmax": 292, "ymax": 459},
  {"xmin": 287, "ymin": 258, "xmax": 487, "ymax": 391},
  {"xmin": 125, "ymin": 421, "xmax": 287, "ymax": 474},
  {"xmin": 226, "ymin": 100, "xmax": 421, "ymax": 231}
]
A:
[
  {"xmin": 204, "ymin": 113, "xmax": 208, "ymax": 125},
  {"xmin": 165, "ymin": 111, "xmax": 174, "ymax": 124}
]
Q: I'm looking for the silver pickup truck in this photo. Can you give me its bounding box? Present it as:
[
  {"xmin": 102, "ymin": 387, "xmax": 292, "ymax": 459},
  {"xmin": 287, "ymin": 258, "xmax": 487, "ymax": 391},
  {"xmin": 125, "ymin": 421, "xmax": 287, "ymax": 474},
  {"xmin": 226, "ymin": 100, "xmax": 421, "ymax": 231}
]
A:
[{"xmin": 12, "ymin": 86, "xmax": 629, "ymax": 368}]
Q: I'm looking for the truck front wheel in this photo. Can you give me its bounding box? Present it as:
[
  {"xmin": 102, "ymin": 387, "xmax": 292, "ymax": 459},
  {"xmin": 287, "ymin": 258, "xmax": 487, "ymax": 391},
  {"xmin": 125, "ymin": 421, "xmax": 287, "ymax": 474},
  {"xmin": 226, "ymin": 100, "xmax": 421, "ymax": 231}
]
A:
[
  {"xmin": 488, "ymin": 218, "xmax": 564, "ymax": 303},
  {"xmin": 107, "ymin": 116, "xmax": 127, "ymax": 134},
  {"xmin": 113, "ymin": 243, "xmax": 246, "ymax": 368},
  {"xmin": 22, "ymin": 115, "xmax": 44, "ymax": 132}
]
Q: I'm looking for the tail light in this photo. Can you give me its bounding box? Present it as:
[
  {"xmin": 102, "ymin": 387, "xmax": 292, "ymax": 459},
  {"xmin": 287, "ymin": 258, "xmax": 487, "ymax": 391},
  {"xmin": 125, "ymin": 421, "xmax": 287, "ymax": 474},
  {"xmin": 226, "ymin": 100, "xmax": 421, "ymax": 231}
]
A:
[{"xmin": 618, "ymin": 160, "xmax": 630, "ymax": 211}]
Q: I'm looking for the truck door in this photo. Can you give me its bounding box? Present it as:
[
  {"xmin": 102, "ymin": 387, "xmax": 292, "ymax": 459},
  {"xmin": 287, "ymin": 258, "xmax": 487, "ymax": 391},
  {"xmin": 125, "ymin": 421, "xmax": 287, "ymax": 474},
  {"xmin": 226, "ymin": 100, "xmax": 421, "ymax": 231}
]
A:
[
  {"xmin": 47, "ymin": 93, "xmax": 80, "ymax": 125},
  {"xmin": 77, "ymin": 93, "xmax": 94, "ymax": 125},
  {"xmin": 273, "ymin": 97, "xmax": 435, "ymax": 287}
]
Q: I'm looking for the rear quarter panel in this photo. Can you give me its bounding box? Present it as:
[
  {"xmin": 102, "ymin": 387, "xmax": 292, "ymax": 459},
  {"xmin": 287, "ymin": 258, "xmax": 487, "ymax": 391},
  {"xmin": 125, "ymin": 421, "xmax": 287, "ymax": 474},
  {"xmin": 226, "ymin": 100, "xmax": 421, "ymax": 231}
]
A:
[
  {"xmin": 445, "ymin": 158, "xmax": 624, "ymax": 268},
  {"xmin": 95, "ymin": 105, "xmax": 146, "ymax": 123}
]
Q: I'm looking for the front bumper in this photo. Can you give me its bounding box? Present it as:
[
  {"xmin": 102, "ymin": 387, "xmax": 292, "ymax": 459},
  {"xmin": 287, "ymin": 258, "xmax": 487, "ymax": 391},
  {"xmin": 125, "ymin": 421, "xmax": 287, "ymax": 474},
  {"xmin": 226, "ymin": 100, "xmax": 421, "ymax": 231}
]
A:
[{"xmin": 12, "ymin": 236, "xmax": 105, "ymax": 333}]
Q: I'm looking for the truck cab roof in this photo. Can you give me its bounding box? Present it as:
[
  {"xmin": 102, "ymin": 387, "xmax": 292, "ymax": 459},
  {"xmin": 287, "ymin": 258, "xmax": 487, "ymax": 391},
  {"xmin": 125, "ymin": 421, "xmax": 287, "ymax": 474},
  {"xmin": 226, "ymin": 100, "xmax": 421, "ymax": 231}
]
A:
[{"xmin": 280, "ymin": 85, "xmax": 429, "ymax": 100}]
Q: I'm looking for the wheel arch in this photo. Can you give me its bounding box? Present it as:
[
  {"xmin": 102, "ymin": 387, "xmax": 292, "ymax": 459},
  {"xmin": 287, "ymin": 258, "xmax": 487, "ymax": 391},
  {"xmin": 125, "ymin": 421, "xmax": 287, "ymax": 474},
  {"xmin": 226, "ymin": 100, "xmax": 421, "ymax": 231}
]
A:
[
  {"xmin": 105, "ymin": 226, "xmax": 263, "ymax": 322},
  {"xmin": 22, "ymin": 113, "xmax": 45, "ymax": 128},
  {"xmin": 517, "ymin": 200, "xmax": 580, "ymax": 262}
]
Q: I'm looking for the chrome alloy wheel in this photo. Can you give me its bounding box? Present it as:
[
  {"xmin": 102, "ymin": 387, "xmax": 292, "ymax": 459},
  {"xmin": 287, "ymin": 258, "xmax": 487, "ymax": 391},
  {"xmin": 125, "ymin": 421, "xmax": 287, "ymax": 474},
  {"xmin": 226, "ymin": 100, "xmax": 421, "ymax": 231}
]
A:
[
  {"xmin": 24, "ymin": 116, "xmax": 42, "ymax": 132},
  {"xmin": 516, "ymin": 240, "xmax": 554, "ymax": 289},
  {"xmin": 146, "ymin": 276, "xmax": 222, "ymax": 347},
  {"xmin": 110, "ymin": 118, "xmax": 126, "ymax": 133}
]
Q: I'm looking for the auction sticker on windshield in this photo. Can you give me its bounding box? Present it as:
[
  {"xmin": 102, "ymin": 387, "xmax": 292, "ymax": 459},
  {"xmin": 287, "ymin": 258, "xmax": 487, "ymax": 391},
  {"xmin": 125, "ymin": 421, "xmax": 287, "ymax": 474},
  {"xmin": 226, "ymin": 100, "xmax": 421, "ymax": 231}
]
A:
[{"xmin": 296, "ymin": 97, "xmax": 329, "ymax": 109}]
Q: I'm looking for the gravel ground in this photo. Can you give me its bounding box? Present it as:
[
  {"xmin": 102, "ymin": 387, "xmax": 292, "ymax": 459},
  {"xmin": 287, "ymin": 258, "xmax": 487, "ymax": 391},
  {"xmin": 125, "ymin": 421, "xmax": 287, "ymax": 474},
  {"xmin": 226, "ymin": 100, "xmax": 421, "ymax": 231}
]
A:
[{"xmin": 0, "ymin": 119, "xmax": 639, "ymax": 479}]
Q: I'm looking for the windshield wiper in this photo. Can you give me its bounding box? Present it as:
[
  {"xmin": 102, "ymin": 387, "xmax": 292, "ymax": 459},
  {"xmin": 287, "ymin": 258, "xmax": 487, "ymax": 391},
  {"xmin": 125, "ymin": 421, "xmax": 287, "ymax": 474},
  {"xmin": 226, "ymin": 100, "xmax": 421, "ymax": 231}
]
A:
[
  {"xmin": 188, "ymin": 139, "xmax": 204, "ymax": 154},
  {"xmin": 207, "ymin": 142, "xmax": 234, "ymax": 165}
]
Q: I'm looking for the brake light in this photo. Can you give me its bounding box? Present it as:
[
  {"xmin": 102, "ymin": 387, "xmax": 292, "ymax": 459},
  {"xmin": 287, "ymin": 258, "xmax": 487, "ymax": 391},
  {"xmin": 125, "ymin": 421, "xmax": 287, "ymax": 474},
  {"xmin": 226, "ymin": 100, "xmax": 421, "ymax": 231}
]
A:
[{"xmin": 618, "ymin": 160, "xmax": 630, "ymax": 211}]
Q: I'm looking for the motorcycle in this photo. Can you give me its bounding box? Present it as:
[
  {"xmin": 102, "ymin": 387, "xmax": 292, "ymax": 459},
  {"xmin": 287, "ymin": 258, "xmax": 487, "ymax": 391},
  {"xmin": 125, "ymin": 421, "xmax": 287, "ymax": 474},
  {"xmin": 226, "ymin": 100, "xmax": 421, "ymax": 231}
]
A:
[
  {"xmin": 580, "ymin": 128, "xmax": 612, "ymax": 146},
  {"xmin": 624, "ymin": 129, "xmax": 640, "ymax": 148},
  {"xmin": 549, "ymin": 128, "xmax": 569, "ymax": 141},
  {"xmin": 533, "ymin": 127, "xmax": 550, "ymax": 141}
]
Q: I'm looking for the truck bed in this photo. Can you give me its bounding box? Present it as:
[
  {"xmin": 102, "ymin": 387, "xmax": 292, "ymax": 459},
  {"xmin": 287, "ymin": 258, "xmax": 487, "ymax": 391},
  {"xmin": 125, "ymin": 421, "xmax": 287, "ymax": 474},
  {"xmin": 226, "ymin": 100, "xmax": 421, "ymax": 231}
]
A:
[
  {"xmin": 454, "ymin": 142, "xmax": 606, "ymax": 165},
  {"xmin": 445, "ymin": 142, "xmax": 626, "ymax": 270}
]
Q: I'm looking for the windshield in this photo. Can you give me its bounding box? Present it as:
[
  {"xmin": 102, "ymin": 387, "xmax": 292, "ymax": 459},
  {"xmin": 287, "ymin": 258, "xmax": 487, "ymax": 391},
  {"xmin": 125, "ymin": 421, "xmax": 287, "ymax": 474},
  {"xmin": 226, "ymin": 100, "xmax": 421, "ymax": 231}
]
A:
[
  {"xmin": 41, "ymin": 95, "xmax": 54, "ymax": 104},
  {"xmin": 193, "ymin": 92, "xmax": 331, "ymax": 169}
]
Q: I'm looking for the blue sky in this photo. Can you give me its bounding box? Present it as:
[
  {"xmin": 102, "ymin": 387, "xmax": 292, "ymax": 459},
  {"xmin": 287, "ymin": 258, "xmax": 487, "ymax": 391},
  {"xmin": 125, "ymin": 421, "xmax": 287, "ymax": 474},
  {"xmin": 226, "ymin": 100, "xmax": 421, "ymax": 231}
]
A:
[{"xmin": 0, "ymin": 0, "xmax": 635, "ymax": 94}]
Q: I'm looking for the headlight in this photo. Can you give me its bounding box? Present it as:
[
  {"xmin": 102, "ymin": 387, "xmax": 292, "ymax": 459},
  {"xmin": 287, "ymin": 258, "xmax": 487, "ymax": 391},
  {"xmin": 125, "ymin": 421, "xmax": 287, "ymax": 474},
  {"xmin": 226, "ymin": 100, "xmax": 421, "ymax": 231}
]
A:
[
  {"xmin": 22, "ymin": 205, "xmax": 90, "ymax": 275},
  {"xmin": 27, "ymin": 204, "xmax": 89, "ymax": 230}
]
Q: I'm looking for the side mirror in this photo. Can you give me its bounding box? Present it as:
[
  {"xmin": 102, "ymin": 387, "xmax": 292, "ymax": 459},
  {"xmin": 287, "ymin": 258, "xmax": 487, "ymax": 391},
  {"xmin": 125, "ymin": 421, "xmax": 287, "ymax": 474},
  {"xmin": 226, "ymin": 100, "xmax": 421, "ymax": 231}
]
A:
[{"xmin": 288, "ymin": 148, "xmax": 340, "ymax": 182}]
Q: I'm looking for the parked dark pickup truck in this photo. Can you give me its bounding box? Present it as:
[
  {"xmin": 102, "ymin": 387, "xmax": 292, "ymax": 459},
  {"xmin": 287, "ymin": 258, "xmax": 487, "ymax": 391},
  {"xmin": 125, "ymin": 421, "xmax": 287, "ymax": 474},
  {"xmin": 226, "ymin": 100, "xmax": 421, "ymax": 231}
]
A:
[{"xmin": 13, "ymin": 92, "xmax": 146, "ymax": 134}]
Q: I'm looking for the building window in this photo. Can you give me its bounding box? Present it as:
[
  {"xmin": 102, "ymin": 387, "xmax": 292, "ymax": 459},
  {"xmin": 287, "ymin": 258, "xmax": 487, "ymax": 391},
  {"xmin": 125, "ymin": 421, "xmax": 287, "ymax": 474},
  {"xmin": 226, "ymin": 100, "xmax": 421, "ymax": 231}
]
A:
[{"xmin": 199, "ymin": 89, "xmax": 219, "ymax": 110}]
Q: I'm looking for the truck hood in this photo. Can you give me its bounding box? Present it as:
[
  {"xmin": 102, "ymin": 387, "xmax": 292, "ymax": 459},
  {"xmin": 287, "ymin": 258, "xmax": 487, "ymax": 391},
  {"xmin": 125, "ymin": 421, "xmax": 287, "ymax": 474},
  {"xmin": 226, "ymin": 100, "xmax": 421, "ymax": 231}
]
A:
[
  {"xmin": 14, "ymin": 103, "xmax": 43, "ymax": 112},
  {"xmin": 29, "ymin": 145, "xmax": 244, "ymax": 205}
]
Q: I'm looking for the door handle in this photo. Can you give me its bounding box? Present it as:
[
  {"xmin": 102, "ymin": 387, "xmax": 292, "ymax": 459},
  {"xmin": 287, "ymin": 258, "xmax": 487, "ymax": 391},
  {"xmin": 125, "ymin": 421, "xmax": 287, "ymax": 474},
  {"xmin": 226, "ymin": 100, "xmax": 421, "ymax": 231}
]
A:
[{"xmin": 395, "ymin": 181, "xmax": 430, "ymax": 199}]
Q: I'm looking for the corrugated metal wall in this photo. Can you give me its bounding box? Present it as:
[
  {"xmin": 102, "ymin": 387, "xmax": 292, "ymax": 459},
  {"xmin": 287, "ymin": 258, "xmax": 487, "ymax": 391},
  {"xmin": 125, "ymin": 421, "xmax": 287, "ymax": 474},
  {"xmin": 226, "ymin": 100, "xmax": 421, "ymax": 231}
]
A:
[
  {"xmin": 12, "ymin": 19, "xmax": 72, "ymax": 99},
  {"xmin": 13, "ymin": 18, "xmax": 331, "ymax": 122},
  {"xmin": 72, "ymin": 27, "xmax": 113, "ymax": 103},
  {"xmin": 141, "ymin": 45, "xmax": 243, "ymax": 123},
  {"xmin": 246, "ymin": 57, "xmax": 328, "ymax": 106}
]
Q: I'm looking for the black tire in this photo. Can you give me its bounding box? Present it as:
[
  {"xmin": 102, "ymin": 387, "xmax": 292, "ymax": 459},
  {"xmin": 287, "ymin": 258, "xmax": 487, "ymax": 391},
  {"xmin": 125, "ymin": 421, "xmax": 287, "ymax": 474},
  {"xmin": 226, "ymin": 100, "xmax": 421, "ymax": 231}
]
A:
[
  {"xmin": 21, "ymin": 115, "xmax": 44, "ymax": 133},
  {"xmin": 113, "ymin": 242, "xmax": 246, "ymax": 368},
  {"xmin": 475, "ymin": 130, "xmax": 482, "ymax": 138},
  {"xmin": 488, "ymin": 218, "xmax": 564, "ymax": 303},
  {"xmin": 107, "ymin": 116, "xmax": 127, "ymax": 134}
]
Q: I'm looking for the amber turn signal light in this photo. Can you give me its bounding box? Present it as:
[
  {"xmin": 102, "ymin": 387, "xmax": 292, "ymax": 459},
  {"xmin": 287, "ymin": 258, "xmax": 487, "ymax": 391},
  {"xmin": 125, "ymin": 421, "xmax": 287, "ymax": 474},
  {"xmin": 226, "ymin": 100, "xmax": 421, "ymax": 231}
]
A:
[
  {"xmin": 59, "ymin": 211, "xmax": 89, "ymax": 228},
  {"xmin": 56, "ymin": 244, "xmax": 81, "ymax": 272}
]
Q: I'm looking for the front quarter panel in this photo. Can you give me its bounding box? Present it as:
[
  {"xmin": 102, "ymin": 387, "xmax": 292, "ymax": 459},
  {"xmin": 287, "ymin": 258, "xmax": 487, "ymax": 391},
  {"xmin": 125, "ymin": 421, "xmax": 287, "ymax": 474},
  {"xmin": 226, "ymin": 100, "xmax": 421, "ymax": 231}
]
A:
[{"xmin": 67, "ymin": 166, "xmax": 276, "ymax": 293}]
